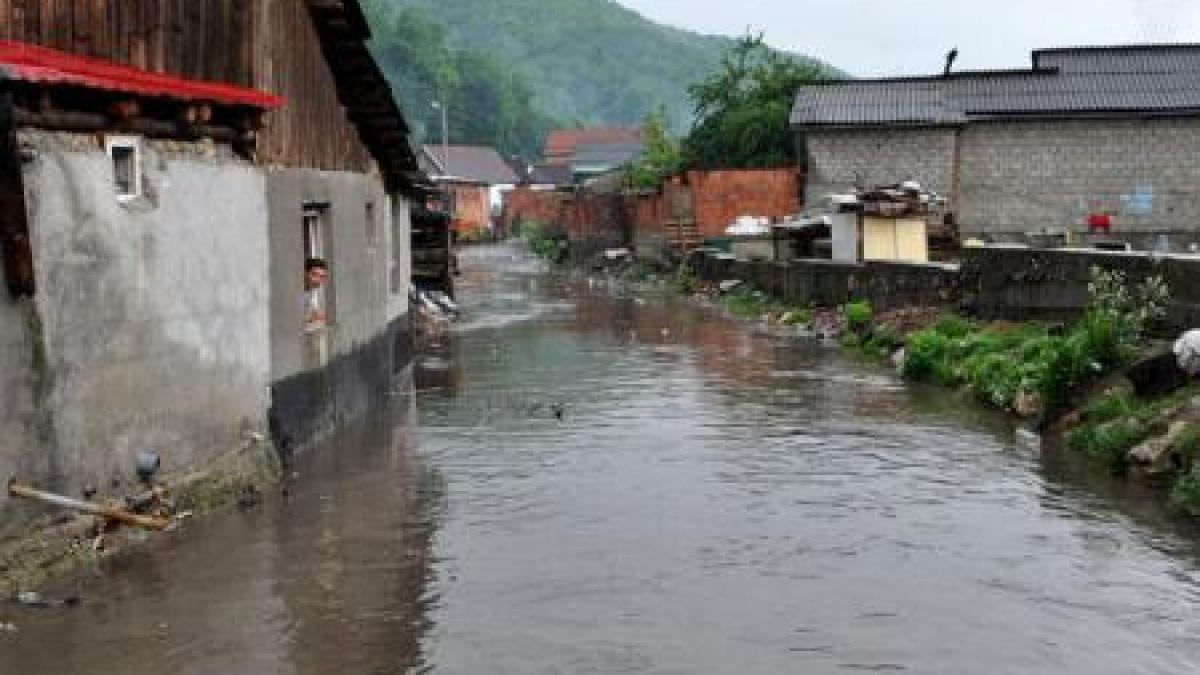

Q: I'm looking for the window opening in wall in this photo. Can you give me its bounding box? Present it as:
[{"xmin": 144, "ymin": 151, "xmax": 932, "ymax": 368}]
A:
[
  {"xmin": 365, "ymin": 201, "xmax": 378, "ymax": 249},
  {"xmin": 105, "ymin": 135, "xmax": 142, "ymax": 199},
  {"xmin": 302, "ymin": 204, "xmax": 332, "ymax": 332}
]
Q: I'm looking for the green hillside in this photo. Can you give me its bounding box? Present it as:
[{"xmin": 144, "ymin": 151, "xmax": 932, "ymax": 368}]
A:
[{"xmin": 362, "ymin": 0, "xmax": 831, "ymax": 160}]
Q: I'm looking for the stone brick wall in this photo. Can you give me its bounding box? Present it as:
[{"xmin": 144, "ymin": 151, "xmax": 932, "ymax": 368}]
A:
[
  {"xmin": 804, "ymin": 127, "xmax": 958, "ymax": 205},
  {"xmin": 958, "ymin": 118, "xmax": 1200, "ymax": 246}
]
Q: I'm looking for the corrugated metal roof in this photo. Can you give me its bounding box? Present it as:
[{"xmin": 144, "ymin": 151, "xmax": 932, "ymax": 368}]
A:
[
  {"xmin": 793, "ymin": 44, "xmax": 1200, "ymax": 127},
  {"xmin": 423, "ymin": 145, "xmax": 519, "ymax": 184},
  {"xmin": 0, "ymin": 40, "xmax": 283, "ymax": 108}
]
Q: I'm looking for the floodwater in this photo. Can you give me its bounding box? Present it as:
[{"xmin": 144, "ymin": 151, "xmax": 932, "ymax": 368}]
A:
[{"xmin": 5, "ymin": 243, "xmax": 1200, "ymax": 674}]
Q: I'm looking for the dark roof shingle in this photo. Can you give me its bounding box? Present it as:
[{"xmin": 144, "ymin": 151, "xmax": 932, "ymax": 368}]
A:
[
  {"xmin": 793, "ymin": 44, "xmax": 1200, "ymax": 127},
  {"xmin": 423, "ymin": 145, "xmax": 519, "ymax": 184}
]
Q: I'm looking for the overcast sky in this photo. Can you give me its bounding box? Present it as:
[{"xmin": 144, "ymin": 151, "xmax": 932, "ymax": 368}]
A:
[{"xmin": 616, "ymin": 0, "xmax": 1200, "ymax": 76}]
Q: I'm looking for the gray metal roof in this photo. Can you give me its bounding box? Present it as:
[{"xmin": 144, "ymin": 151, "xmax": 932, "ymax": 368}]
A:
[
  {"xmin": 421, "ymin": 145, "xmax": 519, "ymax": 184},
  {"xmin": 569, "ymin": 141, "xmax": 646, "ymax": 167},
  {"xmin": 793, "ymin": 45, "xmax": 1200, "ymax": 127}
]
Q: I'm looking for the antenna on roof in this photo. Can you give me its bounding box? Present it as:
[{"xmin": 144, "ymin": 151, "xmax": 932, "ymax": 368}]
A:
[{"xmin": 944, "ymin": 48, "xmax": 959, "ymax": 76}]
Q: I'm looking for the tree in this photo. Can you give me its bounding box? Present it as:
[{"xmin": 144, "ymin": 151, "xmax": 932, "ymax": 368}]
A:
[
  {"xmin": 629, "ymin": 106, "xmax": 683, "ymax": 188},
  {"xmin": 682, "ymin": 33, "xmax": 829, "ymax": 169},
  {"xmin": 363, "ymin": 2, "xmax": 558, "ymax": 160}
]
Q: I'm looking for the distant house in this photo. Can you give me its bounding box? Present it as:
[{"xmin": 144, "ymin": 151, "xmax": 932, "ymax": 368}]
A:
[
  {"xmin": 542, "ymin": 128, "xmax": 645, "ymax": 183},
  {"xmin": 792, "ymin": 44, "xmax": 1200, "ymax": 251},
  {"xmin": 421, "ymin": 144, "xmax": 520, "ymax": 237}
]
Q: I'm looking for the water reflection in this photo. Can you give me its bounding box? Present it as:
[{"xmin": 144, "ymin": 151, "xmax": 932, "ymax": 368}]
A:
[{"xmin": 2, "ymin": 394, "xmax": 441, "ymax": 675}]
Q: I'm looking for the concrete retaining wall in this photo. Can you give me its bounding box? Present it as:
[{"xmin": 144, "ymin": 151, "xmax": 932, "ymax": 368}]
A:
[
  {"xmin": 693, "ymin": 254, "xmax": 961, "ymax": 311},
  {"xmin": 694, "ymin": 245, "xmax": 1200, "ymax": 336},
  {"xmin": 961, "ymin": 246, "xmax": 1200, "ymax": 333}
]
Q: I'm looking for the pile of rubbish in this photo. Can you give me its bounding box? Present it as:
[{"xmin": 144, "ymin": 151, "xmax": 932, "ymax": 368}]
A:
[
  {"xmin": 725, "ymin": 215, "xmax": 771, "ymax": 236},
  {"xmin": 412, "ymin": 287, "xmax": 460, "ymax": 324},
  {"xmin": 827, "ymin": 180, "xmax": 947, "ymax": 217}
]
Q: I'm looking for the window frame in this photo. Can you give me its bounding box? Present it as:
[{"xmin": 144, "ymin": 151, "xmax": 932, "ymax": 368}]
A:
[{"xmin": 105, "ymin": 135, "xmax": 143, "ymax": 201}]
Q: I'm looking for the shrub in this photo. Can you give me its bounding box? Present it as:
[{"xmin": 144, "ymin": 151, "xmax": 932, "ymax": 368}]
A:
[
  {"xmin": 864, "ymin": 324, "xmax": 903, "ymax": 357},
  {"xmin": 902, "ymin": 329, "xmax": 950, "ymax": 381},
  {"xmin": 842, "ymin": 300, "xmax": 873, "ymax": 331},
  {"xmin": 1174, "ymin": 424, "xmax": 1200, "ymax": 464},
  {"xmin": 672, "ymin": 265, "xmax": 698, "ymax": 295},
  {"xmin": 1067, "ymin": 417, "xmax": 1149, "ymax": 472},
  {"xmin": 725, "ymin": 289, "xmax": 767, "ymax": 318},
  {"xmin": 1081, "ymin": 390, "xmax": 1137, "ymax": 425},
  {"xmin": 779, "ymin": 307, "xmax": 813, "ymax": 326},
  {"xmin": 1087, "ymin": 266, "xmax": 1169, "ymax": 347},
  {"xmin": 964, "ymin": 351, "xmax": 1023, "ymax": 409},
  {"xmin": 1170, "ymin": 466, "xmax": 1200, "ymax": 516},
  {"xmin": 933, "ymin": 314, "xmax": 973, "ymax": 339}
]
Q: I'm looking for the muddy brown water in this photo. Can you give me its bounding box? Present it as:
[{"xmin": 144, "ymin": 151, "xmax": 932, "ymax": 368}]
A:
[{"xmin": 4, "ymin": 243, "xmax": 1200, "ymax": 674}]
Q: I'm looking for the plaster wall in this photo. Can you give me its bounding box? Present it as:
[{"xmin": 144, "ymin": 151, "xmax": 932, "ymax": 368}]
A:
[
  {"xmin": 264, "ymin": 169, "xmax": 412, "ymax": 449},
  {"xmin": 4, "ymin": 131, "xmax": 271, "ymax": 513}
]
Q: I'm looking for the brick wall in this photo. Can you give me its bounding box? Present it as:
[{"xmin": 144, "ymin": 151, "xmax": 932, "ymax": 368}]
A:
[
  {"xmin": 688, "ymin": 169, "xmax": 800, "ymax": 238},
  {"xmin": 804, "ymin": 127, "xmax": 958, "ymax": 206},
  {"xmin": 447, "ymin": 183, "xmax": 491, "ymax": 235},
  {"xmin": 503, "ymin": 168, "xmax": 800, "ymax": 252},
  {"xmin": 959, "ymin": 118, "xmax": 1200, "ymax": 245}
]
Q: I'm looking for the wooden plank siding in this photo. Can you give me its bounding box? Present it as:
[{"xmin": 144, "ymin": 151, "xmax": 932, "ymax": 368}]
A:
[
  {"xmin": 251, "ymin": 0, "xmax": 373, "ymax": 173},
  {"xmin": 0, "ymin": 0, "xmax": 254, "ymax": 85},
  {"xmin": 0, "ymin": 0, "xmax": 377, "ymax": 174}
]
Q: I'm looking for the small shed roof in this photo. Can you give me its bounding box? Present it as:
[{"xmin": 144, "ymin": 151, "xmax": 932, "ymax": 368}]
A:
[
  {"xmin": 423, "ymin": 145, "xmax": 519, "ymax": 185},
  {"xmin": 0, "ymin": 40, "xmax": 283, "ymax": 108}
]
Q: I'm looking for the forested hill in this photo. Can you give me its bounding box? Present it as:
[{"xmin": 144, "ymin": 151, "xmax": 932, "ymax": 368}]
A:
[{"xmin": 362, "ymin": 0, "xmax": 831, "ymax": 160}]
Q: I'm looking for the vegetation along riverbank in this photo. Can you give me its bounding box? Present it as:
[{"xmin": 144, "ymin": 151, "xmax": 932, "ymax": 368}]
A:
[{"xmin": 525, "ymin": 234, "xmax": 1200, "ymax": 518}]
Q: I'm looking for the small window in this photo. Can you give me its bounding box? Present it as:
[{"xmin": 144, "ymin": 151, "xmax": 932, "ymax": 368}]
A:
[
  {"xmin": 365, "ymin": 201, "xmax": 378, "ymax": 249},
  {"xmin": 302, "ymin": 204, "xmax": 333, "ymax": 331},
  {"xmin": 105, "ymin": 136, "xmax": 142, "ymax": 199}
]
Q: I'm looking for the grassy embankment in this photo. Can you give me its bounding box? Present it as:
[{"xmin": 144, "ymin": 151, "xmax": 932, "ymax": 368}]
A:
[{"xmin": 689, "ymin": 263, "xmax": 1200, "ymax": 516}]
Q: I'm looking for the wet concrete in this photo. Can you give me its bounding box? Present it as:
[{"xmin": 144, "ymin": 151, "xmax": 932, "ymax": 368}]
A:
[{"xmin": 5, "ymin": 242, "xmax": 1200, "ymax": 673}]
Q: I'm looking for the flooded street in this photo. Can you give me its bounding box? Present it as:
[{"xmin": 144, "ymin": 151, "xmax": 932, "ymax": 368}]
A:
[{"xmin": 6, "ymin": 242, "xmax": 1200, "ymax": 673}]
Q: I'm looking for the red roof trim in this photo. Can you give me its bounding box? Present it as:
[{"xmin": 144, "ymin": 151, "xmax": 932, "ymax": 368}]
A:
[{"xmin": 0, "ymin": 41, "xmax": 284, "ymax": 109}]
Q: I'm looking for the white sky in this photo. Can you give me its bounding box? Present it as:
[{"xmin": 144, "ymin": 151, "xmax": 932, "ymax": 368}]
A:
[{"xmin": 615, "ymin": 0, "xmax": 1200, "ymax": 76}]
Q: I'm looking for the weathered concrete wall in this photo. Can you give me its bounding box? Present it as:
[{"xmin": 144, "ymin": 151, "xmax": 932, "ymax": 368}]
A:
[
  {"xmin": 961, "ymin": 246, "xmax": 1200, "ymax": 333},
  {"xmin": 958, "ymin": 119, "xmax": 1200, "ymax": 247},
  {"xmin": 0, "ymin": 298, "xmax": 51, "ymax": 536},
  {"xmin": 695, "ymin": 244, "xmax": 1200, "ymax": 336},
  {"xmin": 264, "ymin": 169, "xmax": 412, "ymax": 450},
  {"xmin": 804, "ymin": 127, "xmax": 958, "ymax": 206},
  {"xmin": 693, "ymin": 254, "xmax": 961, "ymax": 311},
  {"xmin": 3, "ymin": 131, "xmax": 271, "ymax": 519}
]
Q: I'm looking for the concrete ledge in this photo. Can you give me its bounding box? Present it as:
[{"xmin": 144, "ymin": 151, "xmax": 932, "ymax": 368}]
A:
[{"xmin": 693, "ymin": 253, "xmax": 961, "ymax": 311}]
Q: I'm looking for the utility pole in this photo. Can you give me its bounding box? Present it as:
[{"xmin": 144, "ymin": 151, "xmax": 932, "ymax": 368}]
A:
[{"xmin": 431, "ymin": 100, "xmax": 449, "ymax": 176}]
